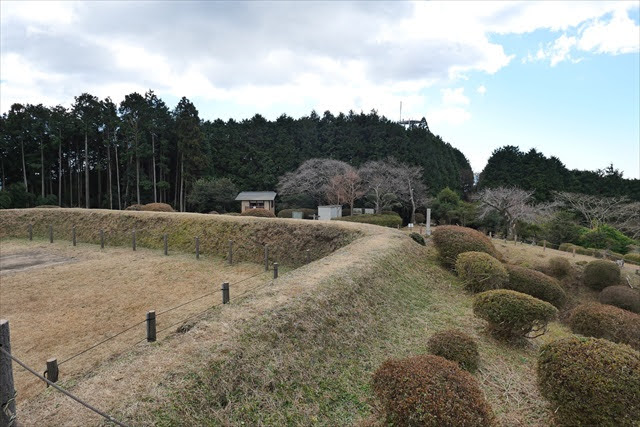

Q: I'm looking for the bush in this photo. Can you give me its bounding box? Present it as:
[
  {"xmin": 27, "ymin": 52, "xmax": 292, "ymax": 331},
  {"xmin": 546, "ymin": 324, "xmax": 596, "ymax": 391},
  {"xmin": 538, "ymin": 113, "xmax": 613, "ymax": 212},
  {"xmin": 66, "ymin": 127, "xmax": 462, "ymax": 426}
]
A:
[
  {"xmin": 504, "ymin": 264, "xmax": 566, "ymax": 308},
  {"xmin": 240, "ymin": 208, "xmax": 275, "ymax": 218},
  {"xmin": 335, "ymin": 214, "xmax": 402, "ymax": 228},
  {"xmin": 473, "ymin": 290, "xmax": 557, "ymax": 339},
  {"xmin": 414, "ymin": 212, "xmax": 425, "ymax": 224},
  {"xmin": 277, "ymin": 208, "xmax": 316, "ymax": 219},
  {"xmin": 35, "ymin": 194, "xmax": 58, "ymax": 206},
  {"xmin": 125, "ymin": 204, "xmax": 143, "ymax": 211},
  {"xmin": 409, "ymin": 232, "xmax": 425, "ymax": 246},
  {"xmin": 0, "ymin": 191, "xmax": 11, "ymax": 209},
  {"xmin": 455, "ymin": 252, "xmax": 508, "ymax": 293},
  {"xmin": 583, "ymin": 260, "xmax": 621, "ymax": 290},
  {"xmin": 372, "ymin": 354, "xmax": 495, "ymax": 426},
  {"xmin": 432, "ymin": 226, "xmax": 499, "ymax": 269},
  {"xmin": 547, "ymin": 256, "xmax": 572, "ymax": 278},
  {"xmin": 537, "ymin": 337, "xmax": 640, "ymax": 426},
  {"xmin": 427, "ymin": 329, "xmax": 480, "ymax": 372},
  {"xmin": 624, "ymin": 253, "xmax": 640, "ymax": 265},
  {"xmin": 578, "ymin": 224, "xmax": 635, "ymax": 254},
  {"xmin": 568, "ymin": 303, "xmax": 640, "ymax": 350},
  {"xmin": 599, "ymin": 286, "xmax": 640, "ymax": 314},
  {"xmin": 142, "ymin": 202, "xmax": 174, "ymax": 212}
]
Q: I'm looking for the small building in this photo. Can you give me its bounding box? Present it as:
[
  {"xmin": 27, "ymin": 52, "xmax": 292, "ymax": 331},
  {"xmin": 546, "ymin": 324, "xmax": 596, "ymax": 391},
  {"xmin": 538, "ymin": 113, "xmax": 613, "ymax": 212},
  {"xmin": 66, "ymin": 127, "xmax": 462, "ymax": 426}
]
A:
[
  {"xmin": 235, "ymin": 191, "xmax": 277, "ymax": 214},
  {"xmin": 318, "ymin": 205, "xmax": 342, "ymax": 221}
]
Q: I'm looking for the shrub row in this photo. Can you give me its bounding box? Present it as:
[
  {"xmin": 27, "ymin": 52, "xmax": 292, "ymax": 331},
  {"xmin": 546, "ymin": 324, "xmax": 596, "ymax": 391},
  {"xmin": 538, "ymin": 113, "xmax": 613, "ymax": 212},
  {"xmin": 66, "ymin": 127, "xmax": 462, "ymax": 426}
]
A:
[
  {"xmin": 427, "ymin": 329, "xmax": 479, "ymax": 372},
  {"xmin": 504, "ymin": 264, "xmax": 566, "ymax": 308},
  {"xmin": 558, "ymin": 242, "xmax": 626, "ymax": 260},
  {"xmin": 568, "ymin": 302, "xmax": 640, "ymax": 350},
  {"xmin": 334, "ymin": 214, "xmax": 402, "ymax": 228},
  {"xmin": 537, "ymin": 337, "xmax": 640, "ymax": 426},
  {"xmin": 433, "ymin": 226, "xmax": 499, "ymax": 269},
  {"xmin": 455, "ymin": 251, "xmax": 508, "ymax": 293},
  {"xmin": 599, "ymin": 286, "xmax": 640, "ymax": 314}
]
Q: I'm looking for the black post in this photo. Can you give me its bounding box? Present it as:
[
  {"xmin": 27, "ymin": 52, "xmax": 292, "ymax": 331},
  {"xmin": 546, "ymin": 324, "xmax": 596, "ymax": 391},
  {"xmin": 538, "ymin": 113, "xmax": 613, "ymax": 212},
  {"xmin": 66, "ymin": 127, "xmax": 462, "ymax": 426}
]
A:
[
  {"xmin": 228, "ymin": 240, "xmax": 233, "ymax": 265},
  {"xmin": 164, "ymin": 233, "xmax": 168, "ymax": 256},
  {"xmin": 264, "ymin": 245, "xmax": 269, "ymax": 271},
  {"xmin": 49, "ymin": 225, "xmax": 53, "ymax": 243},
  {"xmin": 72, "ymin": 226, "xmax": 76, "ymax": 246},
  {"xmin": 195, "ymin": 237, "xmax": 200, "ymax": 259},
  {"xmin": 28, "ymin": 224, "xmax": 32, "ymax": 241},
  {"xmin": 146, "ymin": 311, "xmax": 156, "ymax": 342},
  {"xmin": 222, "ymin": 282, "xmax": 230, "ymax": 304},
  {"xmin": 273, "ymin": 262, "xmax": 279, "ymax": 279},
  {"xmin": 100, "ymin": 229, "xmax": 104, "ymax": 249},
  {"xmin": 132, "ymin": 230, "xmax": 136, "ymax": 251},
  {"xmin": 45, "ymin": 358, "xmax": 59, "ymax": 383}
]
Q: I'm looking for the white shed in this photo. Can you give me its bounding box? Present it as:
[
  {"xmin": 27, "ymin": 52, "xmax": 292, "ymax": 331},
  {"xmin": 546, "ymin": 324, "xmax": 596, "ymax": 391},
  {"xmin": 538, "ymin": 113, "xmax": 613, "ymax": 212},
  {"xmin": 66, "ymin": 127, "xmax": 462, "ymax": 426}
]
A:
[{"xmin": 318, "ymin": 205, "xmax": 342, "ymax": 221}]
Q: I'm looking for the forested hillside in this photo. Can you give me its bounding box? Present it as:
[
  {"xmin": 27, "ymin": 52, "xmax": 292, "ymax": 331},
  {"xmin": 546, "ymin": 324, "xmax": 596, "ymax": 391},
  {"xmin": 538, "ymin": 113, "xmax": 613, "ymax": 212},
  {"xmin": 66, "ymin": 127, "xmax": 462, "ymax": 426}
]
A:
[
  {"xmin": 478, "ymin": 146, "xmax": 640, "ymax": 201},
  {"xmin": 0, "ymin": 92, "xmax": 472, "ymax": 210}
]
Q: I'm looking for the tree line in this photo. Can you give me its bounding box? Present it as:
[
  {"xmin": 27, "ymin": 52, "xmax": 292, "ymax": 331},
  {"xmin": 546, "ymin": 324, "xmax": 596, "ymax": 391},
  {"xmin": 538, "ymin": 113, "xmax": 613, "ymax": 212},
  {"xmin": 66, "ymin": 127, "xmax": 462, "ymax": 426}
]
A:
[{"xmin": 0, "ymin": 92, "xmax": 473, "ymax": 211}]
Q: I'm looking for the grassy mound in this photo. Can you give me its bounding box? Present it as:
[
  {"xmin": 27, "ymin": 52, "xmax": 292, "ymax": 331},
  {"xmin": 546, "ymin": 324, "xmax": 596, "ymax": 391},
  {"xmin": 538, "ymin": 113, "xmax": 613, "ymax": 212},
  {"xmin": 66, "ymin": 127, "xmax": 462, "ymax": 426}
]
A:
[
  {"xmin": 455, "ymin": 251, "xmax": 508, "ymax": 293},
  {"xmin": 473, "ymin": 290, "xmax": 557, "ymax": 340},
  {"xmin": 568, "ymin": 303, "xmax": 640, "ymax": 350},
  {"xmin": 599, "ymin": 286, "xmax": 640, "ymax": 314},
  {"xmin": 583, "ymin": 260, "xmax": 621, "ymax": 290},
  {"xmin": 432, "ymin": 226, "xmax": 498, "ymax": 269},
  {"xmin": 537, "ymin": 337, "xmax": 640, "ymax": 426},
  {"xmin": 335, "ymin": 213, "xmax": 402, "ymax": 228},
  {"xmin": 427, "ymin": 329, "xmax": 480, "ymax": 372},
  {"xmin": 504, "ymin": 265, "xmax": 566, "ymax": 308},
  {"xmin": 373, "ymin": 354, "xmax": 495, "ymax": 426}
]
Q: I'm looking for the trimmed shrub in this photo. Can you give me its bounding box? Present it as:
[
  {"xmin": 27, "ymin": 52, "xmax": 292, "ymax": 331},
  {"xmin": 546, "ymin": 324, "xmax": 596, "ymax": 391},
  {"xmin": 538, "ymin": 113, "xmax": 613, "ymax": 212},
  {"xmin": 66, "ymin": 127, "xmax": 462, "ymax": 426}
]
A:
[
  {"xmin": 409, "ymin": 232, "xmax": 425, "ymax": 246},
  {"xmin": 277, "ymin": 208, "xmax": 317, "ymax": 219},
  {"xmin": 142, "ymin": 202, "xmax": 174, "ymax": 212},
  {"xmin": 473, "ymin": 290, "xmax": 557, "ymax": 339},
  {"xmin": 455, "ymin": 251, "xmax": 508, "ymax": 293},
  {"xmin": 568, "ymin": 303, "xmax": 640, "ymax": 350},
  {"xmin": 335, "ymin": 214, "xmax": 402, "ymax": 228},
  {"xmin": 432, "ymin": 226, "xmax": 499, "ymax": 269},
  {"xmin": 504, "ymin": 264, "xmax": 566, "ymax": 308},
  {"xmin": 240, "ymin": 208, "xmax": 275, "ymax": 218},
  {"xmin": 372, "ymin": 354, "xmax": 495, "ymax": 426},
  {"xmin": 599, "ymin": 286, "xmax": 640, "ymax": 314},
  {"xmin": 537, "ymin": 337, "xmax": 640, "ymax": 427},
  {"xmin": 624, "ymin": 253, "xmax": 640, "ymax": 265},
  {"xmin": 414, "ymin": 212, "xmax": 425, "ymax": 224},
  {"xmin": 125, "ymin": 204, "xmax": 143, "ymax": 211},
  {"xmin": 583, "ymin": 260, "xmax": 621, "ymax": 290},
  {"xmin": 547, "ymin": 256, "xmax": 571, "ymax": 278},
  {"xmin": 427, "ymin": 329, "xmax": 480, "ymax": 372}
]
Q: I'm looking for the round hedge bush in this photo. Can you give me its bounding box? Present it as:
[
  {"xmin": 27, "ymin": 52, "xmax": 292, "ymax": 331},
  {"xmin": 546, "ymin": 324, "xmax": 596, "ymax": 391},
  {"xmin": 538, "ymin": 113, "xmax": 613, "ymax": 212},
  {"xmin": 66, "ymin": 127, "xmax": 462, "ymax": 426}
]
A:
[
  {"xmin": 568, "ymin": 303, "xmax": 640, "ymax": 350},
  {"xmin": 455, "ymin": 251, "xmax": 508, "ymax": 293},
  {"xmin": 599, "ymin": 286, "xmax": 640, "ymax": 314},
  {"xmin": 409, "ymin": 232, "xmax": 425, "ymax": 246},
  {"xmin": 432, "ymin": 226, "xmax": 499, "ymax": 269},
  {"xmin": 372, "ymin": 354, "xmax": 495, "ymax": 426},
  {"xmin": 239, "ymin": 208, "xmax": 275, "ymax": 218},
  {"xmin": 547, "ymin": 256, "xmax": 572, "ymax": 278},
  {"xmin": 125, "ymin": 204, "xmax": 143, "ymax": 211},
  {"xmin": 427, "ymin": 329, "xmax": 480, "ymax": 372},
  {"xmin": 504, "ymin": 264, "xmax": 566, "ymax": 308},
  {"xmin": 583, "ymin": 260, "xmax": 621, "ymax": 290},
  {"xmin": 473, "ymin": 290, "xmax": 557, "ymax": 339},
  {"xmin": 537, "ymin": 336, "xmax": 640, "ymax": 426},
  {"xmin": 142, "ymin": 202, "xmax": 174, "ymax": 212}
]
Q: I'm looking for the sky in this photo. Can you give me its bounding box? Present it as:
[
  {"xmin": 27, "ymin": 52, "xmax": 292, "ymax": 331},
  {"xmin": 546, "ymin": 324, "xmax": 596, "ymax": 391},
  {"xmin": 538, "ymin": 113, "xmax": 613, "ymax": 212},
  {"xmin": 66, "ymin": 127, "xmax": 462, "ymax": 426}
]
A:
[{"xmin": 1, "ymin": 1, "xmax": 639, "ymax": 177}]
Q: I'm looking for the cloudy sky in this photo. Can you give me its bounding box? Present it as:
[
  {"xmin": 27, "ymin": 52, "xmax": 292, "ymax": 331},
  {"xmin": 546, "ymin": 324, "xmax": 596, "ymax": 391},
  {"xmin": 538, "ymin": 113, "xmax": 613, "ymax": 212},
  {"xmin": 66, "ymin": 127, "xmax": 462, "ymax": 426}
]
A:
[{"xmin": 1, "ymin": 1, "xmax": 639, "ymax": 177}]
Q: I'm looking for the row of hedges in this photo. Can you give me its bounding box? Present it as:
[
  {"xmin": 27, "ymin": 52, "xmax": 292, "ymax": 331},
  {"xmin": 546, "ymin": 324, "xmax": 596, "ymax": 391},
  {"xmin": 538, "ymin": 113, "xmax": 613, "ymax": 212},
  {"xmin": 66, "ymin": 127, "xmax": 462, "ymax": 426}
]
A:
[{"xmin": 334, "ymin": 214, "xmax": 402, "ymax": 228}]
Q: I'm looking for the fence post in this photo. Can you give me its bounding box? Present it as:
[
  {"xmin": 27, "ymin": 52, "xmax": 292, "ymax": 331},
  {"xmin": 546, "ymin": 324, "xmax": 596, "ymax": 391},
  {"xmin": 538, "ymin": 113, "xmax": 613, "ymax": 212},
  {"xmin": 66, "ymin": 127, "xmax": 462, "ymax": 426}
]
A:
[
  {"xmin": 426, "ymin": 208, "xmax": 431, "ymax": 236},
  {"xmin": 514, "ymin": 234, "xmax": 517, "ymax": 245},
  {"xmin": 273, "ymin": 262, "xmax": 279, "ymax": 279},
  {"xmin": 49, "ymin": 225, "xmax": 53, "ymax": 243},
  {"xmin": 163, "ymin": 234, "xmax": 168, "ymax": 256},
  {"xmin": 543, "ymin": 240, "xmax": 546, "ymax": 251},
  {"xmin": 489, "ymin": 231, "xmax": 492, "ymax": 239},
  {"xmin": 132, "ymin": 230, "xmax": 136, "ymax": 251},
  {"xmin": 146, "ymin": 311, "xmax": 156, "ymax": 342},
  {"xmin": 195, "ymin": 237, "xmax": 200, "ymax": 259},
  {"xmin": 306, "ymin": 249, "xmax": 310, "ymax": 264},
  {"xmin": 72, "ymin": 226, "xmax": 76, "ymax": 247},
  {"xmin": 45, "ymin": 358, "xmax": 58, "ymax": 383},
  {"xmin": 222, "ymin": 282, "xmax": 230, "ymax": 304},
  {"xmin": 28, "ymin": 224, "xmax": 33, "ymax": 241},
  {"xmin": 572, "ymin": 247, "xmax": 576, "ymax": 258},
  {"xmin": 0, "ymin": 319, "xmax": 17, "ymax": 427},
  {"xmin": 264, "ymin": 245, "xmax": 269, "ymax": 271},
  {"xmin": 228, "ymin": 240, "xmax": 233, "ymax": 265},
  {"xmin": 100, "ymin": 230, "xmax": 105, "ymax": 249}
]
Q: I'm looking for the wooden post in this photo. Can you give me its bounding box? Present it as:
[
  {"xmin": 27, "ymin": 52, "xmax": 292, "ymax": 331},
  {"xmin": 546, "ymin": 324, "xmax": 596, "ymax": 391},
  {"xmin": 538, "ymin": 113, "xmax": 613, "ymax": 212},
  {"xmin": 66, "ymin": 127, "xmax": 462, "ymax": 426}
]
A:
[
  {"xmin": 426, "ymin": 208, "xmax": 431, "ymax": 236},
  {"xmin": 195, "ymin": 237, "xmax": 200, "ymax": 259},
  {"xmin": 0, "ymin": 319, "xmax": 17, "ymax": 426},
  {"xmin": 543, "ymin": 240, "xmax": 547, "ymax": 251},
  {"xmin": 228, "ymin": 240, "xmax": 233, "ymax": 265},
  {"xmin": 222, "ymin": 282, "xmax": 230, "ymax": 304},
  {"xmin": 514, "ymin": 234, "xmax": 517, "ymax": 245},
  {"xmin": 72, "ymin": 226, "xmax": 76, "ymax": 246},
  {"xmin": 572, "ymin": 247, "xmax": 576, "ymax": 258},
  {"xmin": 100, "ymin": 230, "xmax": 104, "ymax": 249},
  {"xmin": 45, "ymin": 358, "xmax": 58, "ymax": 383},
  {"xmin": 146, "ymin": 311, "xmax": 156, "ymax": 342},
  {"xmin": 132, "ymin": 230, "xmax": 136, "ymax": 251},
  {"xmin": 49, "ymin": 225, "xmax": 53, "ymax": 243},
  {"xmin": 163, "ymin": 234, "xmax": 168, "ymax": 256},
  {"xmin": 489, "ymin": 231, "xmax": 492, "ymax": 239},
  {"xmin": 264, "ymin": 245, "xmax": 269, "ymax": 271},
  {"xmin": 28, "ymin": 224, "xmax": 32, "ymax": 241},
  {"xmin": 306, "ymin": 249, "xmax": 310, "ymax": 264},
  {"xmin": 273, "ymin": 262, "xmax": 279, "ymax": 279}
]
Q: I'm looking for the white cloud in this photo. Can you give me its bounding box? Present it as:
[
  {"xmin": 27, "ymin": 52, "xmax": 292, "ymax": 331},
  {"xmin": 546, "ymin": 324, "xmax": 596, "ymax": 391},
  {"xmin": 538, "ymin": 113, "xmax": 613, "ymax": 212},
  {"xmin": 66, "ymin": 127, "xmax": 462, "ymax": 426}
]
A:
[
  {"xmin": 428, "ymin": 107, "xmax": 472, "ymax": 126},
  {"xmin": 477, "ymin": 85, "xmax": 487, "ymax": 95},
  {"xmin": 578, "ymin": 9, "xmax": 640, "ymax": 54},
  {"xmin": 442, "ymin": 88, "xmax": 470, "ymax": 106}
]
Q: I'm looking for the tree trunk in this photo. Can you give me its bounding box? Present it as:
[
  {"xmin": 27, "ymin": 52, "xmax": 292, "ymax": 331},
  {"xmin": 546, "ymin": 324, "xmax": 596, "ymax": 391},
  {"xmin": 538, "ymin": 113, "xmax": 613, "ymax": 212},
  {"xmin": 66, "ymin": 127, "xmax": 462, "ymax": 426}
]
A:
[
  {"xmin": 115, "ymin": 143, "xmax": 121, "ymax": 210},
  {"xmin": 21, "ymin": 139, "xmax": 27, "ymax": 190},
  {"xmin": 58, "ymin": 132, "xmax": 62, "ymax": 206},
  {"xmin": 152, "ymin": 133, "xmax": 157, "ymax": 203},
  {"xmin": 69, "ymin": 152, "xmax": 73, "ymax": 207},
  {"xmin": 84, "ymin": 131, "xmax": 89, "ymax": 208},
  {"xmin": 97, "ymin": 166, "xmax": 102, "ymax": 209},
  {"xmin": 1, "ymin": 158, "xmax": 5, "ymax": 191},
  {"xmin": 408, "ymin": 179, "xmax": 416, "ymax": 224},
  {"xmin": 179, "ymin": 153, "xmax": 184, "ymax": 212},
  {"xmin": 40, "ymin": 140, "xmax": 45, "ymax": 198},
  {"xmin": 107, "ymin": 132, "xmax": 113, "ymax": 210},
  {"xmin": 76, "ymin": 149, "xmax": 81, "ymax": 207},
  {"xmin": 174, "ymin": 154, "xmax": 179, "ymax": 208},
  {"xmin": 135, "ymin": 135, "xmax": 140, "ymax": 205}
]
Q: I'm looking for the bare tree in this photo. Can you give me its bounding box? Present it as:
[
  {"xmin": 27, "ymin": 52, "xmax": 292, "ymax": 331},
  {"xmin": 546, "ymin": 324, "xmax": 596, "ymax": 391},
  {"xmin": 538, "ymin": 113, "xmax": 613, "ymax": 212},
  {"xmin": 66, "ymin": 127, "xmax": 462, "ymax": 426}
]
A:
[
  {"xmin": 389, "ymin": 159, "xmax": 428, "ymax": 224},
  {"xmin": 555, "ymin": 192, "xmax": 629, "ymax": 228},
  {"xmin": 476, "ymin": 187, "xmax": 556, "ymax": 237},
  {"xmin": 277, "ymin": 158, "xmax": 351, "ymax": 204},
  {"xmin": 360, "ymin": 160, "xmax": 400, "ymax": 214},
  {"xmin": 610, "ymin": 201, "xmax": 640, "ymax": 239},
  {"xmin": 326, "ymin": 169, "xmax": 365, "ymax": 214}
]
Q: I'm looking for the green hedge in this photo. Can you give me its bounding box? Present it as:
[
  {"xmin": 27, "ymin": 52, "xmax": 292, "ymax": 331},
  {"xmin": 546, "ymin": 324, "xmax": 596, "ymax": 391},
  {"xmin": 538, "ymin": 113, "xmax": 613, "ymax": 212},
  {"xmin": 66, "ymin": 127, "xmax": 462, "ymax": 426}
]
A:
[
  {"xmin": 455, "ymin": 251, "xmax": 508, "ymax": 293},
  {"xmin": 583, "ymin": 260, "xmax": 621, "ymax": 290},
  {"xmin": 568, "ymin": 303, "xmax": 640, "ymax": 350},
  {"xmin": 334, "ymin": 214, "xmax": 402, "ymax": 228},
  {"xmin": 427, "ymin": 329, "xmax": 480, "ymax": 372},
  {"xmin": 432, "ymin": 226, "xmax": 499, "ymax": 269},
  {"xmin": 624, "ymin": 253, "xmax": 640, "ymax": 265},
  {"xmin": 504, "ymin": 264, "xmax": 566, "ymax": 308}
]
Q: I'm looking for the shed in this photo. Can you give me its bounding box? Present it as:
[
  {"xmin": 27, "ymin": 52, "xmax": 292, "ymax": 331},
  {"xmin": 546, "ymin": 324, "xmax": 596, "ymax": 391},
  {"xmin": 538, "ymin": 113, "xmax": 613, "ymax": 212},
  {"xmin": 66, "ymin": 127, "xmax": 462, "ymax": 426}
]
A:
[
  {"xmin": 235, "ymin": 191, "xmax": 277, "ymax": 214},
  {"xmin": 318, "ymin": 205, "xmax": 342, "ymax": 221}
]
